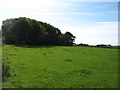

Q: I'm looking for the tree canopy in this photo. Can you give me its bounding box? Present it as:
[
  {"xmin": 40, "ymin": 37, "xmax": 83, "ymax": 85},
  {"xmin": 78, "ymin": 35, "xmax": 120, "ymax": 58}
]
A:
[{"xmin": 2, "ymin": 17, "xmax": 76, "ymax": 46}]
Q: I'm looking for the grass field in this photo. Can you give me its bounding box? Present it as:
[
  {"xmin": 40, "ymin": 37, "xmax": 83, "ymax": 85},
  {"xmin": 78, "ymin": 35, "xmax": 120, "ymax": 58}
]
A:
[{"xmin": 2, "ymin": 45, "xmax": 118, "ymax": 88}]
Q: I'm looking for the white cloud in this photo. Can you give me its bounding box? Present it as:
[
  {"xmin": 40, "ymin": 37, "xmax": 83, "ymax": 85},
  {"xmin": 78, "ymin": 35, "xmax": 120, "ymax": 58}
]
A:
[
  {"xmin": 58, "ymin": 22, "xmax": 118, "ymax": 45},
  {"xmin": 59, "ymin": 0, "xmax": 119, "ymax": 2},
  {"xmin": 21, "ymin": 12, "xmax": 95, "ymax": 17},
  {"xmin": 0, "ymin": 0, "xmax": 56, "ymax": 9},
  {"xmin": 97, "ymin": 22, "xmax": 118, "ymax": 24},
  {"xmin": 0, "ymin": 0, "xmax": 58, "ymax": 26}
]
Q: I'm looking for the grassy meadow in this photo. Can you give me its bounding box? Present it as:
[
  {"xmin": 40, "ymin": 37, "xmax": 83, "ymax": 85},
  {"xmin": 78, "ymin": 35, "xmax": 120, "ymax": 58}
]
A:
[{"xmin": 2, "ymin": 45, "xmax": 118, "ymax": 88}]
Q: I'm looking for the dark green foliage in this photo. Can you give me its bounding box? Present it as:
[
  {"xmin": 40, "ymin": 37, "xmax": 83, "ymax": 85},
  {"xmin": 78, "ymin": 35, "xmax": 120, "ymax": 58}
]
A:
[
  {"xmin": 96, "ymin": 44, "xmax": 112, "ymax": 48},
  {"xmin": 2, "ymin": 17, "xmax": 75, "ymax": 46},
  {"xmin": 2, "ymin": 62, "xmax": 10, "ymax": 82},
  {"xmin": 60, "ymin": 32, "xmax": 76, "ymax": 46}
]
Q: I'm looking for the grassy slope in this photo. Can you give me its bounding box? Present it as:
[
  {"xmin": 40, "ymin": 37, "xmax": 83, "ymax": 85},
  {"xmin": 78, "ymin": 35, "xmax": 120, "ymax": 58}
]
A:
[{"xmin": 3, "ymin": 45, "xmax": 118, "ymax": 88}]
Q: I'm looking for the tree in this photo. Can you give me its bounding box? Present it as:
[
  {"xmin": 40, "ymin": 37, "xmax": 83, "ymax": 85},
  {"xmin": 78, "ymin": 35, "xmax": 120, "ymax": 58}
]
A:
[
  {"xmin": 2, "ymin": 17, "xmax": 76, "ymax": 46},
  {"xmin": 60, "ymin": 32, "xmax": 76, "ymax": 46}
]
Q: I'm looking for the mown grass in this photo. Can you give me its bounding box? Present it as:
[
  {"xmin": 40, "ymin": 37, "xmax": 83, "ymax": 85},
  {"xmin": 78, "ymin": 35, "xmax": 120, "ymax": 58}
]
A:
[{"xmin": 2, "ymin": 45, "xmax": 118, "ymax": 88}]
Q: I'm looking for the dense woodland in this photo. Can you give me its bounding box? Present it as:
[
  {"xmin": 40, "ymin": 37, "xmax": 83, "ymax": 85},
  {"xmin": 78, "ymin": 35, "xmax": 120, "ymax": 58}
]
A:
[{"xmin": 2, "ymin": 17, "xmax": 76, "ymax": 46}]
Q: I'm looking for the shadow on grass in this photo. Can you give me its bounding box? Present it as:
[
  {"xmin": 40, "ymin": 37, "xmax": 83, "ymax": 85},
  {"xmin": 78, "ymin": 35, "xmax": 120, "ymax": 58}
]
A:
[
  {"xmin": 65, "ymin": 59, "xmax": 73, "ymax": 62},
  {"xmin": 68, "ymin": 69, "xmax": 93, "ymax": 75}
]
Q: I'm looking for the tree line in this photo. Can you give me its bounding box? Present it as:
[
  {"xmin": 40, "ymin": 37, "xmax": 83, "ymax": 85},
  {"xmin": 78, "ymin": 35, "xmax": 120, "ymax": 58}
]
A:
[{"xmin": 2, "ymin": 17, "xmax": 76, "ymax": 46}]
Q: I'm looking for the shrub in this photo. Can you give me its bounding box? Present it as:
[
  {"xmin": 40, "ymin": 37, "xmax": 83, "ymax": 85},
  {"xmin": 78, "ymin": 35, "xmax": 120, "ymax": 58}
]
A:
[{"xmin": 2, "ymin": 62, "xmax": 10, "ymax": 82}]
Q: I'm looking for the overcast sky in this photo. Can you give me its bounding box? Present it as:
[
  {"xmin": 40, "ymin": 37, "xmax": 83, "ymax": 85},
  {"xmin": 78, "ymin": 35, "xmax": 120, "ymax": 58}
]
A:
[{"xmin": 0, "ymin": 0, "xmax": 119, "ymax": 45}]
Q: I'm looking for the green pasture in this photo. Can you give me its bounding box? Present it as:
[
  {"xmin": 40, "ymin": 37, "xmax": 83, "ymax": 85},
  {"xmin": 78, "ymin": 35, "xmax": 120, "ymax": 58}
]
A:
[{"xmin": 2, "ymin": 45, "xmax": 118, "ymax": 88}]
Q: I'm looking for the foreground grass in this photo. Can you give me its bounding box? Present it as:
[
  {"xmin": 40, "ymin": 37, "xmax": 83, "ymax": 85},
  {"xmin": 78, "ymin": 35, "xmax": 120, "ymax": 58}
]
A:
[{"xmin": 3, "ymin": 45, "xmax": 118, "ymax": 88}]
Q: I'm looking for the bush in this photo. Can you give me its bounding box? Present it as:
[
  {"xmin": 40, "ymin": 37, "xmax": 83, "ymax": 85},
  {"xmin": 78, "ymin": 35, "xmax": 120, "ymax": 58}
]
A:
[{"xmin": 2, "ymin": 62, "xmax": 10, "ymax": 82}]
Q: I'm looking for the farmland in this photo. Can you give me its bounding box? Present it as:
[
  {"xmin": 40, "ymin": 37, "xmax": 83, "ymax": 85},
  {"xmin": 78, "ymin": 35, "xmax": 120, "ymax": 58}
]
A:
[{"xmin": 2, "ymin": 45, "xmax": 118, "ymax": 88}]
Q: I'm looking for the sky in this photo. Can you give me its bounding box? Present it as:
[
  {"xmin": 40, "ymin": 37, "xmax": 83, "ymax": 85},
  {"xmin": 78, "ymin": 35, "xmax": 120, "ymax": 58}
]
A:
[{"xmin": 0, "ymin": 0, "xmax": 119, "ymax": 45}]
